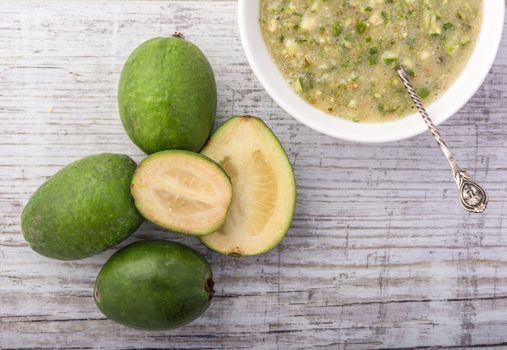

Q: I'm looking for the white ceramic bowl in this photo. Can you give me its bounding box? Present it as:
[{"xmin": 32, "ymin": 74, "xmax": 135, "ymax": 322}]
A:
[{"xmin": 238, "ymin": 1, "xmax": 505, "ymax": 143}]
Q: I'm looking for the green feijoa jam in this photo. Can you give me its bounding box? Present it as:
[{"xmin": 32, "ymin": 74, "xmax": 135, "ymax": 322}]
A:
[{"xmin": 260, "ymin": 0, "xmax": 482, "ymax": 122}]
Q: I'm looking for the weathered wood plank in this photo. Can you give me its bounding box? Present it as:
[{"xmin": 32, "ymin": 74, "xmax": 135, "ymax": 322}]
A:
[{"xmin": 1, "ymin": 1, "xmax": 507, "ymax": 349}]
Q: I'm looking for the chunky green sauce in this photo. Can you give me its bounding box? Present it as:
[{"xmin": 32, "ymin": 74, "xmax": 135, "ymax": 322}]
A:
[{"xmin": 260, "ymin": 0, "xmax": 482, "ymax": 122}]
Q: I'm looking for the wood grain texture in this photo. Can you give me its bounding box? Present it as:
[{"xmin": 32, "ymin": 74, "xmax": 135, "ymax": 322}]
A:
[{"xmin": 1, "ymin": 1, "xmax": 507, "ymax": 349}]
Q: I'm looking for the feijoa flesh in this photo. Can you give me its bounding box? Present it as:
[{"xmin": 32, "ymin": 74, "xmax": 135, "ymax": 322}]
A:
[
  {"xmin": 200, "ymin": 116, "xmax": 296, "ymax": 256},
  {"xmin": 131, "ymin": 150, "xmax": 233, "ymax": 236}
]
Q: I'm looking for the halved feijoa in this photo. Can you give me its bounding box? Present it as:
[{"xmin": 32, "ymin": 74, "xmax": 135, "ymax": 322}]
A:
[
  {"xmin": 131, "ymin": 150, "xmax": 232, "ymax": 236},
  {"xmin": 200, "ymin": 116, "xmax": 296, "ymax": 256}
]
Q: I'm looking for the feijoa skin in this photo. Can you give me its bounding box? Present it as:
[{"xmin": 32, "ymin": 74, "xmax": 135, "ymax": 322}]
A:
[
  {"xmin": 118, "ymin": 35, "xmax": 217, "ymax": 154},
  {"xmin": 94, "ymin": 240, "xmax": 214, "ymax": 331},
  {"xmin": 21, "ymin": 153, "xmax": 143, "ymax": 260}
]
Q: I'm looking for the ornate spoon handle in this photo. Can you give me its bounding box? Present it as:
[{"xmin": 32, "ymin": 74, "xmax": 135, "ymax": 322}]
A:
[{"xmin": 396, "ymin": 66, "xmax": 488, "ymax": 213}]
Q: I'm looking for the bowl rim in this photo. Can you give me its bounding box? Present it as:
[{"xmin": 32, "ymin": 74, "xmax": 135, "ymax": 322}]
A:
[{"xmin": 238, "ymin": 0, "xmax": 505, "ymax": 143}]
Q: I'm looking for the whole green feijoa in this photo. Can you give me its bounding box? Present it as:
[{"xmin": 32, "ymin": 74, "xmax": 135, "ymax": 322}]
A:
[
  {"xmin": 94, "ymin": 240, "xmax": 215, "ymax": 331},
  {"xmin": 118, "ymin": 34, "xmax": 217, "ymax": 154},
  {"xmin": 21, "ymin": 154, "xmax": 143, "ymax": 260}
]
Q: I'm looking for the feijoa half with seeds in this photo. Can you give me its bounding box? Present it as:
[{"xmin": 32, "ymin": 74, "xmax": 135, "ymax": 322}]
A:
[
  {"xmin": 131, "ymin": 150, "xmax": 233, "ymax": 236},
  {"xmin": 200, "ymin": 116, "xmax": 296, "ymax": 256}
]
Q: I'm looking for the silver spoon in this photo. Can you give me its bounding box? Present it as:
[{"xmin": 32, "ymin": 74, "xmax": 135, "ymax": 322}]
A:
[{"xmin": 396, "ymin": 65, "xmax": 488, "ymax": 213}]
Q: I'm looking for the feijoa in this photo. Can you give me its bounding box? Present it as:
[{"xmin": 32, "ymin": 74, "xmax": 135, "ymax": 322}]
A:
[
  {"xmin": 118, "ymin": 35, "xmax": 217, "ymax": 154},
  {"xmin": 200, "ymin": 116, "xmax": 296, "ymax": 256},
  {"xmin": 21, "ymin": 154, "xmax": 143, "ymax": 260},
  {"xmin": 94, "ymin": 240, "xmax": 214, "ymax": 331},
  {"xmin": 131, "ymin": 150, "xmax": 232, "ymax": 236}
]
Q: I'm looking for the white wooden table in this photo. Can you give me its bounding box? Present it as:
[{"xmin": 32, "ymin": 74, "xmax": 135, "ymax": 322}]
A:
[{"xmin": 1, "ymin": 1, "xmax": 507, "ymax": 349}]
